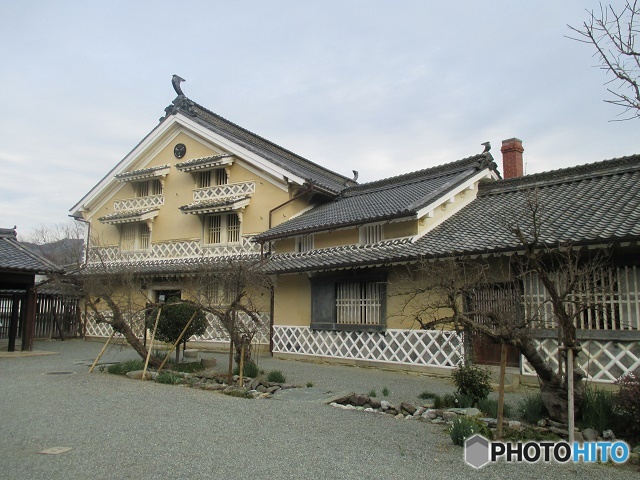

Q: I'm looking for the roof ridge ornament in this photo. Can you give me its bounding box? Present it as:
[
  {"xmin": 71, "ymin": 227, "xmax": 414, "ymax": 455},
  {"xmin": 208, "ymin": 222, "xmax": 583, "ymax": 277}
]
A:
[{"xmin": 172, "ymin": 75, "xmax": 186, "ymax": 96}]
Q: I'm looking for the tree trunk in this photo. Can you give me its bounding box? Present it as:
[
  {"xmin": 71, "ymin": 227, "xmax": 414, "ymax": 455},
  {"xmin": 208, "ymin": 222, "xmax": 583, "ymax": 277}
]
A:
[
  {"xmin": 111, "ymin": 316, "xmax": 161, "ymax": 369},
  {"xmin": 516, "ymin": 337, "xmax": 584, "ymax": 423}
]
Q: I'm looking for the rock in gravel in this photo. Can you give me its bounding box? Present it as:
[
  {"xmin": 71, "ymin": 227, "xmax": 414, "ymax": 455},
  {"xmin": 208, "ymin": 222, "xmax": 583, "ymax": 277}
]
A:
[
  {"xmin": 413, "ymin": 407, "xmax": 426, "ymax": 417},
  {"xmin": 126, "ymin": 370, "xmax": 153, "ymax": 380},
  {"xmin": 442, "ymin": 412, "xmax": 457, "ymax": 422},
  {"xmin": 582, "ymin": 428, "xmax": 598, "ymax": 442},
  {"xmin": 351, "ymin": 394, "xmax": 368, "ymax": 407},
  {"xmin": 423, "ymin": 409, "xmax": 438, "ymax": 420},
  {"xmin": 369, "ymin": 398, "xmax": 381, "ymax": 409},
  {"xmin": 537, "ymin": 419, "xmax": 547, "ymax": 427},
  {"xmin": 602, "ymin": 429, "xmax": 616, "ymax": 440},
  {"xmin": 401, "ymin": 402, "xmax": 417, "ymax": 415},
  {"xmin": 380, "ymin": 400, "xmax": 392, "ymax": 411}
]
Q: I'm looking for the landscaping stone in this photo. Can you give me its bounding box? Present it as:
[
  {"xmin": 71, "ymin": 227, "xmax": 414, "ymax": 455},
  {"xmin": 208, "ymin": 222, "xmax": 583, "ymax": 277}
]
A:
[
  {"xmin": 582, "ymin": 428, "xmax": 598, "ymax": 442},
  {"xmin": 422, "ymin": 401, "xmax": 435, "ymax": 409},
  {"xmin": 423, "ymin": 410, "xmax": 438, "ymax": 420},
  {"xmin": 200, "ymin": 357, "xmax": 217, "ymax": 368},
  {"xmin": 537, "ymin": 419, "xmax": 547, "ymax": 427},
  {"xmin": 602, "ymin": 429, "xmax": 616, "ymax": 440},
  {"xmin": 460, "ymin": 408, "xmax": 480, "ymax": 417},
  {"xmin": 400, "ymin": 402, "xmax": 416, "ymax": 415},
  {"xmin": 126, "ymin": 370, "xmax": 153, "ymax": 380},
  {"xmin": 548, "ymin": 427, "xmax": 569, "ymax": 437},
  {"xmin": 380, "ymin": 400, "xmax": 391, "ymax": 411},
  {"xmin": 351, "ymin": 394, "xmax": 368, "ymax": 406},
  {"xmin": 507, "ymin": 420, "xmax": 522, "ymax": 430},
  {"xmin": 442, "ymin": 412, "xmax": 457, "ymax": 422},
  {"xmin": 413, "ymin": 407, "xmax": 426, "ymax": 417},
  {"xmin": 369, "ymin": 398, "xmax": 381, "ymax": 409}
]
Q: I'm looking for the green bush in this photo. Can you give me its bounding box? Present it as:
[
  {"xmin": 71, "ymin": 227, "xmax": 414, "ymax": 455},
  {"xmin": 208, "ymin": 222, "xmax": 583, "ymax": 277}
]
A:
[
  {"xmin": 418, "ymin": 390, "xmax": 438, "ymax": 400},
  {"xmin": 449, "ymin": 417, "xmax": 492, "ymax": 446},
  {"xmin": 578, "ymin": 385, "xmax": 619, "ymax": 433},
  {"xmin": 477, "ymin": 398, "xmax": 512, "ymax": 418},
  {"xmin": 452, "ymin": 363, "xmax": 492, "ymax": 405},
  {"xmin": 172, "ymin": 361, "xmax": 205, "ymax": 374},
  {"xmin": 454, "ymin": 392, "xmax": 475, "ymax": 408},
  {"xmin": 369, "ymin": 389, "xmax": 377, "ymax": 398},
  {"xmin": 382, "ymin": 387, "xmax": 390, "ymax": 397},
  {"xmin": 107, "ymin": 360, "xmax": 145, "ymax": 375},
  {"xmin": 234, "ymin": 360, "xmax": 260, "ymax": 378},
  {"xmin": 150, "ymin": 303, "xmax": 208, "ymax": 361},
  {"xmin": 267, "ymin": 370, "xmax": 286, "ymax": 383},
  {"xmin": 435, "ymin": 393, "xmax": 457, "ymax": 409},
  {"xmin": 155, "ymin": 371, "xmax": 183, "ymax": 384},
  {"xmin": 518, "ymin": 393, "xmax": 547, "ymax": 424}
]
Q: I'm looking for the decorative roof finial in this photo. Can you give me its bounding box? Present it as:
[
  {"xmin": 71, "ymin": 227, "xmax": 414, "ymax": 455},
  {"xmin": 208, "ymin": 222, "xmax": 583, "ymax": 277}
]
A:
[
  {"xmin": 172, "ymin": 75, "xmax": 186, "ymax": 96},
  {"xmin": 481, "ymin": 141, "xmax": 491, "ymax": 153},
  {"xmin": 352, "ymin": 170, "xmax": 359, "ymax": 181}
]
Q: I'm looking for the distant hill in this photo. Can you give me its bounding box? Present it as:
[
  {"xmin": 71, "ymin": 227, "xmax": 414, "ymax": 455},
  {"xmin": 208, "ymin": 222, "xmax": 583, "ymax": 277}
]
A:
[{"xmin": 22, "ymin": 238, "xmax": 84, "ymax": 268}]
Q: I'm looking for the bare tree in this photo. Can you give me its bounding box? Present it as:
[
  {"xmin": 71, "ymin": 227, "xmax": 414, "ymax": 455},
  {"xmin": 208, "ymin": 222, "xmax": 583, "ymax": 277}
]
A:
[
  {"xmin": 183, "ymin": 257, "xmax": 272, "ymax": 366},
  {"xmin": 22, "ymin": 220, "xmax": 85, "ymax": 268},
  {"xmin": 568, "ymin": 1, "xmax": 640, "ymax": 120},
  {"xmin": 391, "ymin": 193, "xmax": 611, "ymax": 422}
]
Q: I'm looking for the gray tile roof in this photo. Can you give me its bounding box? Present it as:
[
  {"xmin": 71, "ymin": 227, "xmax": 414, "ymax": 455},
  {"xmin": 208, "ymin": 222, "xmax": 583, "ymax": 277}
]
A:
[
  {"xmin": 255, "ymin": 154, "xmax": 497, "ymax": 241},
  {"xmin": 175, "ymin": 154, "xmax": 234, "ymax": 171},
  {"xmin": 0, "ymin": 228, "xmax": 61, "ymax": 273},
  {"xmin": 98, "ymin": 208, "xmax": 159, "ymax": 223},
  {"xmin": 263, "ymin": 154, "xmax": 640, "ymax": 273},
  {"xmin": 115, "ymin": 164, "xmax": 170, "ymax": 181},
  {"xmin": 179, "ymin": 195, "xmax": 250, "ymax": 214},
  {"xmin": 162, "ymin": 96, "xmax": 356, "ymax": 195}
]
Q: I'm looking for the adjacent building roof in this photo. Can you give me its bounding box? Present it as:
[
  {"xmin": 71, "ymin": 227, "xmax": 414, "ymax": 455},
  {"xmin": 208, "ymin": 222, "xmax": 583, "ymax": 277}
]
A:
[
  {"xmin": 0, "ymin": 228, "xmax": 61, "ymax": 274},
  {"xmin": 162, "ymin": 96, "xmax": 356, "ymax": 195},
  {"xmin": 255, "ymin": 153, "xmax": 498, "ymax": 241},
  {"xmin": 264, "ymin": 154, "xmax": 640, "ymax": 273}
]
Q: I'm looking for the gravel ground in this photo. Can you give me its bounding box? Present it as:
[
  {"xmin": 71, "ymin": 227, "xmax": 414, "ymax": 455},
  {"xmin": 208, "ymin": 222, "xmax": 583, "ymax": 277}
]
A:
[{"xmin": 0, "ymin": 339, "xmax": 637, "ymax": 479}]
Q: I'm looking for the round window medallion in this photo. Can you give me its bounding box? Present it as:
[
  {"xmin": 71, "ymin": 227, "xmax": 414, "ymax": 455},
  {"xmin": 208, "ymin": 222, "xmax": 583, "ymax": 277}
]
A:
[{"xmin": 174, "ymin": 143, "xmax": 186, "ymax": 159}]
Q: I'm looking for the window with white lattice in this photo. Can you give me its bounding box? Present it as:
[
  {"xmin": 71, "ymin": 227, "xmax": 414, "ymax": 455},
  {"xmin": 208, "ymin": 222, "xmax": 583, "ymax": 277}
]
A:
[
  {"xmin": 134, "ymin": 179, "xmax": 163, "ymax": 197},
  {"xmin": 203, "ymin": 278, "xmax": 241, "ymax": 305},
  {"xmin": 204, "ymin": 214, "xmax": 241, "ymax": 245},
  {"xmin": 198, "ymin": 169, "xmax": 228, "ymax": 188},
  {"xmin": 120, "ymin": 223, "xmax": 150, "ymax": 251},
  {"xmin": 336, "ymin": 281, "xmax": 384, "ymax": 326},
  {"xmin": 359, "ymin": 224, "xmax": 383, "ymax": 245},
  {"xmin": 296, "ymin": 234, "xmax": 314, "ymax": 252},
  {"xmin": 310, "ymin": 273, "xmax": 387, "ymax": 331}
]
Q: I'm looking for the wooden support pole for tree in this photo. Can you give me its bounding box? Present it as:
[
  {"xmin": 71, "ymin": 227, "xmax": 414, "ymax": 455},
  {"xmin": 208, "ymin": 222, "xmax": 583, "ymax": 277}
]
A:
[
  {"xmin": 228, "ymin": 319, "xmax": 234, "ymax": 383},
  {"xmin": 567, "ymin": 346, "xmax": 575, "ymax": 443},
  {"xmin": 157, "ymin": 310, "xmax": 198, "ymax": 373},
  {"xmin": 238, "ymin": 343, "xmax": 245, "ymax": 386},
  {"xmin": 88, "ymin": 329, "xmax": 116, "ymax": 373},
  {"xmin": 142, "ymin": 307, "xmax": 162, "ymax": 381},
  {"xmin": 496, "ymin": 342, "xmax": 507, "ymax": 439}
]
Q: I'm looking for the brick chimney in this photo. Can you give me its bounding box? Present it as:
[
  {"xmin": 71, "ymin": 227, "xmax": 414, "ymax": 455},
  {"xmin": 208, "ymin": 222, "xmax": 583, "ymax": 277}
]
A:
[{"xmin": 500, "ymin": 138, "xmax": 524, "ymax": 179}]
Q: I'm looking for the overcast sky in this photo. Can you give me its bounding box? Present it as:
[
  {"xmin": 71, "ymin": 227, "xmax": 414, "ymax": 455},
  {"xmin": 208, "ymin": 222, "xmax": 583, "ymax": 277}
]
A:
[{"xmin": 1, "ymin": 1, "xmax": 637, "ymax": 238}]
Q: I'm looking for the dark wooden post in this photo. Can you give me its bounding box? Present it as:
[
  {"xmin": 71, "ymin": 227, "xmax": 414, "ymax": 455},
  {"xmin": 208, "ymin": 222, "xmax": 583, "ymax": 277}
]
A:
[
  {"xmin": 22, "ymin": 285, "xmax": 37, "ymax": 351},
  {"xmin": 8, "ymin": 295, "xmax": 20, "ymax": 352}
]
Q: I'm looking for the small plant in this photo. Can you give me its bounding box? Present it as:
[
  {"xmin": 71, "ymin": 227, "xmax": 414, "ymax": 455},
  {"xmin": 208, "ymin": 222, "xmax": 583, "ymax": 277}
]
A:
[
  {"xmin": 242, "ymin": 360, "xmax": 260, "ymax": 378},
  {"xmin": 454, "ymin": 392, "xmax": 475, "ymax": 408},
  {"xmin": 106, "ymin": 359, "xmax": 145, "ymax": 375},
  {"xmin": 418, "ymin": 390, "xmax": 438, "ymax": 400},
  {"xmin": 518, "ymin": 393, "xmax": 547, "ymax": 424},
  {"xmin": 306, "ymin": 382, "xmax": 314, "ymax": 388},
  {"xmin": 156, "ymin": 371, "xmax": 183, "ymax": 385},
  {"xmin": 452, "ymin": 363, "xmax": 492, "ymax": 405},
  {"xmin": 615, "ymin": 373, "xmax": 640, "ymax": 438},
  {"xmin": 172, "ymin": 362, "xmax": 206, "ymax": 374},
  {"xmin": 449, "ymin": 417, "xmax": 491, "ymax": 446},
  {"xmin": 477, "ymin": 398, "xmax": 512, "ymax": 418},
  {"xmin": 435, "ymin": 393, "xmax": 457, "ymax": 409},
  {"xmin": 369, "ymin": 389, "xmax": 377, "ymax": 398},
  {"xmin": 502, "ymin": 425, "xmax": 560, "ymax": 442},
  {"xmin": 578, "ymin": 385, "xmax": 619, "ymax": 433},
  {"xmin": 267, "ymin": 370, "xmax": 286, "ymax": 383},
  {"xmin": 382, "ymin": 387, "xmax": 390, "ymax": 397}
]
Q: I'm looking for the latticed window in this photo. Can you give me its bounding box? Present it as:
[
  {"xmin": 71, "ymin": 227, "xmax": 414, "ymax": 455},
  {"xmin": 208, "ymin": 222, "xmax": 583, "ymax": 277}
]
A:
[
  {"xmin": 204, "ymin": 214, "xmax": 241, "ymax": 245},
  {"xmin": 135, "ymin": 179, "xmax": 162, "ymax": 197},
  {"xmin": 336, "ymin": 281, "xmax": 384, "ymax": 325},
  {"xmin": 120, "ymin": 223, "xmax": 150, "ymax": 251},
  {"xmin": 198, "ymin": 171, "xmax": 212, "ymax": 188},
  {"xmin": 215, "ymin": 169, "xmax": 228, "ymax": 185},
  {"xmin": 360, "ymin": 224, "xmax": 383, "ymax": 245},
  {"xmin": 296, "ymin": 234, "xmax": 314, "ymax": 252},
  {"xmin": 523, "ymin": 266, "xmax": 640, "ymax": 331},
  {"xmin": 204, "ymin": 279, "xmax": 241, "ymax": 305}
]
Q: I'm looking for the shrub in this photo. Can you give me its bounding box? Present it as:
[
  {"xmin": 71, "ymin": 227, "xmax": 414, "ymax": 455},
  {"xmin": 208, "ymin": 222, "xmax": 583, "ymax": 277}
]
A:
[
  {"xmin": 449, "ymin": 417, "xmax": 492, "ymax": 446},
  {"xmin": 306, "ymin": 382, "xmax": 314, "ymax": 388},
  {"xmin": 155, "ymin": 371, "xmax": 183, "ymax": 385},
  {"xmin": 452, "ymin": 363, "xmax": 492, "ymax": 405},
  {"xmin": 477, "ymin": 398, "xmax": 512, "ymax": 418},
  {"xmin": 435, "ymin": 393, "xmax": 457, "ymax": 409},
  {"xmin": 107, "ymin": 360, "xmax": 145, "ymax": 375},
  {"xmin": 242, "ymin": 360, "xmax": 260, "ymax": 378},
  {"xmin": 615, "ymin": 373, "xmax": 640, "ymax": 437},
  {"xmin": 267, "ymin": 370, "xmax": 286, "ymax": 383},
  {"xmin": 382, "ymin": 387, "xmax": 390, "ymax": 397},
  {"xmin": 150, "ymin": 303, "xmax": 208, "ymax": 362},
  {"xmin": 518, "ymin": 393, "xmax": 547, "ymax": 424},
  {"xmin": 172, "ymin": 361, "xmax": 205, "ymax": 374},
  {"xmin": 454, "ymin": 392, "xmax": 475, "ymax": 408},
  {"xmin": 418, "ymin": 390, "xmax": 438, "ymax": 400},
  {"xmin": 578, "ymin": 385, "xmax": 619, "ymax": 433},
  {"xmin": 369, "ymin": 389, "xmax": 377, "ymax": 398}
]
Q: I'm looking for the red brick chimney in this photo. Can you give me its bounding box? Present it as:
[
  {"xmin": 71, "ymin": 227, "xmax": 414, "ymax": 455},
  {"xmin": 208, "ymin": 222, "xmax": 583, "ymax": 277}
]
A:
[{"xmin": 501, "ymin": 138, "xmax": 524, "ymax": 179}]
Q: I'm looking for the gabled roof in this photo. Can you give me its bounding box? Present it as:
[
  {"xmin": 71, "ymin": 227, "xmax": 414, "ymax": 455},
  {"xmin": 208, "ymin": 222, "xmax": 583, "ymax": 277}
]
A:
[
  {"xmin": 263, "ymin": 154, "xmax": 640, "ymax": 273},
  {"xmin": 162, "ymin": 96, "xmax": 355, "ymax": 194},
  {"xmin": 0, "ymin": 228, "xmax": 61, "ymax": 274},
  {"xmin": 255, "ymin": 153, "xmax": 498, "ymax": 241}
]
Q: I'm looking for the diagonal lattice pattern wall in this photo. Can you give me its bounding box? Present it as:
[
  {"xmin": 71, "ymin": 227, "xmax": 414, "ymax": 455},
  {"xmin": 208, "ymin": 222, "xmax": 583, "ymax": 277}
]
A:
[
  {"xmin": 272, "ymin": 326, "xmax": 464, "ymax": 368},
  {"xmin": 521, "ymin": 338, "xmax": 640, "ymax": 382}
]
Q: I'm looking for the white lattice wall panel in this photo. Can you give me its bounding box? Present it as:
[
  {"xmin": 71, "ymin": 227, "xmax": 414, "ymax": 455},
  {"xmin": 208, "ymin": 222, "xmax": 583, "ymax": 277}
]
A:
[
  {"xmin": 83, "ymin": 312, "xmax": 145, "ymax": 338},
  {"xmin": 272, "ymin": 326, "xmax": 464, "ymax": 368},
  {"xmin": 152, "ymin": 241, "xmax": 201, "ymax": 259},
  {"xmin": 114, "ymin": 195, "xmax": 164, "ymax": 211},
  {"xmin": 193, "ymin": 181, "xmax": 255, "ymax": 201},
  {"xmin": 189, "ymin": 312, "xmax": 270, "ymax": 344},
  {"xmin": 521, "ymin": 338, "xmax": 640, "ymax": 382},
  {"xmin": 202, "ymin": 237, "xmax": 260, "ymax": 256}
]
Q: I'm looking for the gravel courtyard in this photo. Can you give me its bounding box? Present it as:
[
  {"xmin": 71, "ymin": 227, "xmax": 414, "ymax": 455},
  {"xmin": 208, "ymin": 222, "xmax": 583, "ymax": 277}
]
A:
[{"xmin": 0, "ymin": 339, "xmax": 636, "ymax": 479}]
